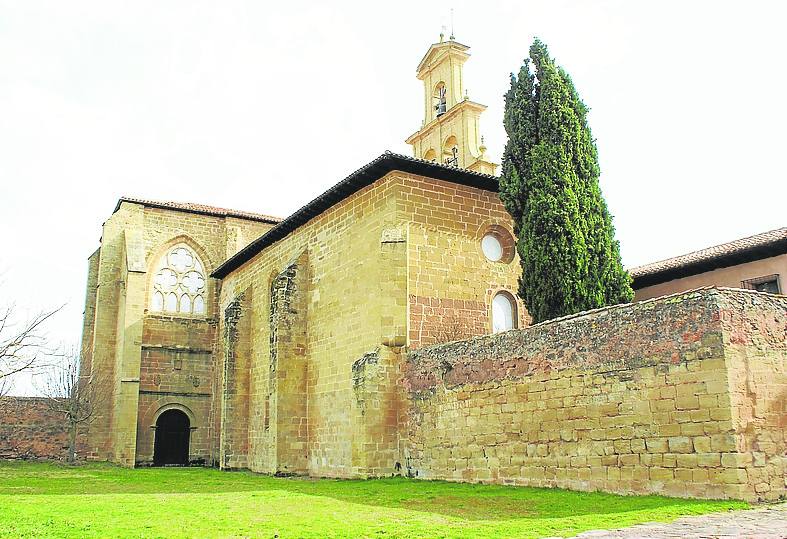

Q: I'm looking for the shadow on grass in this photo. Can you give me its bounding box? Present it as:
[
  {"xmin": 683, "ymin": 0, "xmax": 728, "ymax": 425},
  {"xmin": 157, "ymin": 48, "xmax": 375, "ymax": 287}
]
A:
[{"xmin": 0, "ymin": 461, "xmax": 745, "ymax": 522}]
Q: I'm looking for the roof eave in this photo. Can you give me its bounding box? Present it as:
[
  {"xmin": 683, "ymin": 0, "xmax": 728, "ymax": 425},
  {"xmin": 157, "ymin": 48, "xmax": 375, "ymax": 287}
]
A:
[
  {"xmin": 632, "ymin": 238, "xmax": 787, "ymax": 288},
  {"xmin": 211, "ymin": 152, "xmax": 498, "ymax": 279},
  {"xmin": 114, "ymin": 197, "xmax": 281, "ymax": 224}
]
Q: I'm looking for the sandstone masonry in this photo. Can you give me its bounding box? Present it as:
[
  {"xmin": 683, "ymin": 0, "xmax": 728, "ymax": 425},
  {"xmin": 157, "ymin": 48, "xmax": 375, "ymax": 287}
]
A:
[
  {"xmin": 0, "ymin": 397, "xmax": 69, "ymax": 460},
  {"xmin": 404, "ymin": 287, "xmax": 786, "ymax": 502}
]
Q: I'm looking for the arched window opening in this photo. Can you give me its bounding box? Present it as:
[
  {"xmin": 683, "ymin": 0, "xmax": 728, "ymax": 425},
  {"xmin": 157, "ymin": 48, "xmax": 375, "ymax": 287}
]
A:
[
  {"xmin": 193, "ymin": 295, "xmax": 205, "ymax": 315},
  {"xmin": 433, "ymin": 82, "xmax": 447, "ymax": 117},
  {"xmin": 423, "ymin": 148, "xmax": 437, "ymax": 162},
  {"xmin": 179, "ymin": 294, "xmax": 191, "ymax": 313},
  {"xmin": 443, "ymin": 135, "xmax": 459, "ymax": 167},
  {"xmin": 492, "ymin": 292, "xmax": 517, "ymax": 333},
  {"xmin": 150, "ymin": 243, "xmax": 207, "ymax": 316},
  {"xmin": 152, "ymin": 291, "xmax": 164, "ymax": 311}
]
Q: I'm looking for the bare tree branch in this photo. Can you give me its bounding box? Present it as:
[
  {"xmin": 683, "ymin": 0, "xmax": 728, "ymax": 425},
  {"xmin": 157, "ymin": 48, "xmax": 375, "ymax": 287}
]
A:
[
  {"xmin": 36, "ymin": 348, "xmax": 110, "ymax": 462},
  {"xmin": 0, "ymin": 303, "xmax": 63, "ymax": 397}
]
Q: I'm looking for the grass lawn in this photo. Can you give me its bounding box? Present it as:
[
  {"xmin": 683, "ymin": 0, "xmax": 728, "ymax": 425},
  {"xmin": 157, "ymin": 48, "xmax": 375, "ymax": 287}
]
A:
[{"xmin": 0, "ymin": 461, "xmax": 746, "ymax": 539}]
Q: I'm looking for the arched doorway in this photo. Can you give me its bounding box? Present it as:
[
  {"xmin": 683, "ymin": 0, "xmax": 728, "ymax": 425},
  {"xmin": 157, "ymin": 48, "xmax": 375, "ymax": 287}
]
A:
[{"xmin": 153, "ymin": 409, "xmax": 190, "ymax": 465}]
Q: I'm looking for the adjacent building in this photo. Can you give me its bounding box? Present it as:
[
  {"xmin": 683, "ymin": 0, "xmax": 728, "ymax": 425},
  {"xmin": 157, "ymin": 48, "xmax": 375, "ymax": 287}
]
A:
[{"xmin": 631, "ymin": 227, "xmax": 787, "ymax": 300}]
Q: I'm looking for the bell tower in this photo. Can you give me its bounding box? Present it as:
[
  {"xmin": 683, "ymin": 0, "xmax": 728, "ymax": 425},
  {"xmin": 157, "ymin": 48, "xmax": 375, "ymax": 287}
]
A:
[{"xmin": 405, "ymin": 36, "xmax": 497, "ymax": 175}]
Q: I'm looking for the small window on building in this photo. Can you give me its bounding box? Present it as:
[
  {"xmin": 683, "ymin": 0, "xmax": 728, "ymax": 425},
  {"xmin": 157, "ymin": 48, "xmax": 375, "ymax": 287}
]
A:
[
  {"xmin": 741, "ymin": 274, "xmax": 781, "ymax": 294},
  {"xmin": 480, "ymin": 225, "xmax": 515, "ymax": 264},
  {"xmin": 492, "ymin": 292, "xmax": 517, "ymax": 333}
]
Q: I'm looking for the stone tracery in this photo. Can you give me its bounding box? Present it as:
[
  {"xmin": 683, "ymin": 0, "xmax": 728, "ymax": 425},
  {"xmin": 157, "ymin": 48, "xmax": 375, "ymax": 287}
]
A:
[{"xmin": 150, "ymin": 244, "xmax": 206, "ymax": 315}]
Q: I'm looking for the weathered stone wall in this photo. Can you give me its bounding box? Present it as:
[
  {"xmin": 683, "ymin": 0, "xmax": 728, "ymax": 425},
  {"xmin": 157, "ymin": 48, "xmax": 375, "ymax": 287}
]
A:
[
  {"xmin": 0, "ymin": 398, "xmax": 68, "ymax": 460},
  {"xmin": 404, "ymin": 288, "xmax": 786, "ymax": 501},
  {"xmin": 267, "ymin": 255, "xmax": 309, "ymax": 475},
  {"xmin": 220, "ymin": 292, "xmax": 251, "ymax": 469},
  {"xmin": 219, "ymin": 174, "xmax": 405, "ymax": 478},
  {"xmin": 720, "ymin": 291, "xmax": 786, "ymax": 500}
]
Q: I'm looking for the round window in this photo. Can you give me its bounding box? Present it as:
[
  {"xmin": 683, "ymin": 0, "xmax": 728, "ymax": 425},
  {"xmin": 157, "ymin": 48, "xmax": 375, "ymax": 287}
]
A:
[{"xmin": 482, "ymin": 234, "xmax": 503, "ymax": 262}]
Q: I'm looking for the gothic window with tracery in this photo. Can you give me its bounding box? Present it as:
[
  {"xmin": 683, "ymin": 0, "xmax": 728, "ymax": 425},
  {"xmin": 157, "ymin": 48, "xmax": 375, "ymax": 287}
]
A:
[{"xmin": 150, "ymin": 244, "xmax": 207, "ymax": 315}]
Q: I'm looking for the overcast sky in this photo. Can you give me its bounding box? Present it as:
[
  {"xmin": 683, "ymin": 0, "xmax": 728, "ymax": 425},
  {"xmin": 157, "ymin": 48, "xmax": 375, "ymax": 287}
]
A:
[{"xmin": 1, "ymin": 1, "xmax": 785, "ymax": 394}]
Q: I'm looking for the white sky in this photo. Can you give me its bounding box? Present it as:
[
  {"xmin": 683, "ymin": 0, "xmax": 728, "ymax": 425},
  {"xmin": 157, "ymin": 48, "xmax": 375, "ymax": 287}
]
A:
[{"xmin": 1, "ymin": 1, "xmax": 785, "ymax": 395}]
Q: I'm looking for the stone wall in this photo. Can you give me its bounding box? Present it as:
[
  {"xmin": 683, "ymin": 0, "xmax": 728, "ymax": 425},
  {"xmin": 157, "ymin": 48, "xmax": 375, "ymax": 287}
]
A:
[
  {"xmin": 267, "ymin": 255, "xmax": 309, "ymax": 475},
  {"xmin": 721, "ymin": 290, "xmax": 787, "ymax": 500},
  {"xmin": 401, "ymin": 173, "xmax": 527, "ymax": 348},
  {"xmin": 0, "ymin": 397, "xmax": 68, "ymax": 460},
  {"xmin": 219, "ymin": 174, "xmax": 405, "ymax": 478},
  {"xmin": 220, "ymin": 292, "xmax": 251, "ymax": 469},
  {"xmin": 404, "ymin": 288, "xmax": 786, "ymax": 501},
  {"xmin": 217, "ymin": 171, "xmax": 519, "ymax": 478}
]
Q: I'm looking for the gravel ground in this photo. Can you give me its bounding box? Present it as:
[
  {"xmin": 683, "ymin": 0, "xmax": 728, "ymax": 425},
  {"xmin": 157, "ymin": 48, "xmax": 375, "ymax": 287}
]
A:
[{"xmin": 566, "ymin": 503, "xmax": 787, "ymax": 538}]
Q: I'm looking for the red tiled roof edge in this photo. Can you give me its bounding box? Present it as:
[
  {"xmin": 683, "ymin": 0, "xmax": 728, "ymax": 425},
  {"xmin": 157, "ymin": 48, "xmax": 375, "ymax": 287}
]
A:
[
  {"xmin": 630, "ymin": 227, "xmax": 787, "ymax": 279},
  {"xmin": 114, "ymin": 197, "xmax": 282, "ymax": 224}
]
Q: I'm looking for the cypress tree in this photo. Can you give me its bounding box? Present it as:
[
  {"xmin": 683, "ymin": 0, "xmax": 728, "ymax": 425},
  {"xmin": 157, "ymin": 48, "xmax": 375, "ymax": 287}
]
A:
[{"xmin": 500, "ymin": 39, "xmax": 633, "ymax": 323}]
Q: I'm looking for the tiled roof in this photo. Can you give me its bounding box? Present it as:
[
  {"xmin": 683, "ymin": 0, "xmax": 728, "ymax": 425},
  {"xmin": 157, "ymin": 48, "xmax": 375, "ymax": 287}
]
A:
[
  {"xmin": 115, "ymin": 197, "xmax": 282, "ymax": 224},
  {"xmin": 212, "ymin": 151, "xmax": 498, "ymax": 278},
  {"xmin": 630, "ymin": 227, "xmax": 787, "ymax": 287}
]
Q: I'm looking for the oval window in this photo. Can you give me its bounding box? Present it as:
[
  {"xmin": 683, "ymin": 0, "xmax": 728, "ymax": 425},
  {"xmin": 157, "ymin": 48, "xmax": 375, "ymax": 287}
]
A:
[
  {"xmin": 492, "ymin": 292, "xmax": 516, "ymax": 333},
  {"xmin": 482, "ymin": 234, "xmax": 503, "ymax": 262}
]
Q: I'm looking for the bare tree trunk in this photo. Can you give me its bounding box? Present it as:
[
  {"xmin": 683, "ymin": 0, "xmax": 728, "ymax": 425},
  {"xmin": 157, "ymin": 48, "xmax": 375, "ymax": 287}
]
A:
[{"xmin": 67, "ymin": 419, "xmax": 77, "ymax": 463}]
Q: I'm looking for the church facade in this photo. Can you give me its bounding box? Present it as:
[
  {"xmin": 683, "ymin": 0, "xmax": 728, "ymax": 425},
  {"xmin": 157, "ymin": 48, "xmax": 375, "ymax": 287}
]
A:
[{"xmin": 80, "ymin": 38, "xmax": 525, "ymax": 472}]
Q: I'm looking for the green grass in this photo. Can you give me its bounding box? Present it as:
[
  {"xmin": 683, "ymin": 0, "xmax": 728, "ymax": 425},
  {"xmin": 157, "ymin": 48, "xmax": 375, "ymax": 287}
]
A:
[{"xmin": 0, "ymin": 461, "xmax": 746, "ymax": 538}]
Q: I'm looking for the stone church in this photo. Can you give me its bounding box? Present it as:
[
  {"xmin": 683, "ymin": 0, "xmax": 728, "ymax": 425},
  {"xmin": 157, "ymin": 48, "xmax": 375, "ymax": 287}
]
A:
[
  {"xmin": 80, "ymin": 37, "xmax": 525, "ymax": 472},
  {"xmin": 77, "ymin": 37, "xmax": 787, "ymax": 502}
]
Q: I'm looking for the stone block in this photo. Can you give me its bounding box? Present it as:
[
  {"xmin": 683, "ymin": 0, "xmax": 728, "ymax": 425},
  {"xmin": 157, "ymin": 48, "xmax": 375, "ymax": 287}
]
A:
[
  {"xmin": 645, "ymin": 438, "xmax": 669, "ymax": 453},
  {"xmin": 667, "ymin": 436, "xmax": 693, "ymax": 453},
  {"xmin": 676, "ymin": 454, "xmax": 698, "ymax": 468},
  {"xmin": 710, "ymin": 433, "xmax": 737, "ymax": 452},
  {"xmin": 693, "ymin": 436, "xmax": 711, "ymax": 453},
  {"xmin": 675, "ymin": 395, "xmax": 700, "ymax": 410},
  {"xmin": 718, "ymin": 468, "xmax": 748, "ymax": 484},
  {"xmin": 649, "ymin": 467, "xmax": 674, "ymax": 481},
  {"xmin": 697, "ymin": 452, "xmax": 721, "ymax": 468}
]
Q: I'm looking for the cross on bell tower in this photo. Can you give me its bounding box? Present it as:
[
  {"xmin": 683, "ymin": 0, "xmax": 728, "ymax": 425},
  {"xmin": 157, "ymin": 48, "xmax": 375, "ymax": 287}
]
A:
[
  {"xmin": 405, "ymin": 35, "xmax": 497, "ymax": 175},
  {"xmin": 445, "ymin": 146, "xmax": 459, "ymax": 167}
]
